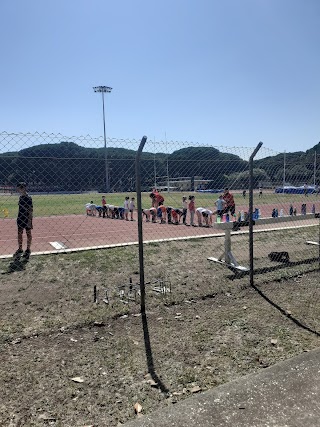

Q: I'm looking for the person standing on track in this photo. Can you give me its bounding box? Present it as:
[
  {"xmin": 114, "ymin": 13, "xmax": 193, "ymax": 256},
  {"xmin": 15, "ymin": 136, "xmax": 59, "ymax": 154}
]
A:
[
  {"xmin": 181, "ymin": 196, "xmax": 188, "ymax": 225},
  {"xmin": 13, "ymin": 182, "xmax": 33, "ymax": 261},
  {"xmin": 214, "ymin": 194, "xmax": 226, "ymax": 218},
  {"xmin": 188, "ymin": 195, "xmax": 196, "ymax": 226},
  {"xmin": 101, "ymin": 195, "xmax": 107, "ymax": 218},
  {"xmin": 124, "ymin": 196, "xmax": 130, "ymax": 221},
  {"xmin": 129, "ymin": 197, "xmax": 135, "ymax": 221},
  {"xmin": 222, "ymin": 188, "xmax": 236, "ymax": 216}
]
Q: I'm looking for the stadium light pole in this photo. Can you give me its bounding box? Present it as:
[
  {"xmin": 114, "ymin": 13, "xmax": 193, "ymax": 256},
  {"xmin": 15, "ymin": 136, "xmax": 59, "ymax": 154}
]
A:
[
  {"xmin": 283, "ymin": 150, "xmax": 286, "ymax": 193},
  {"xmin": 93, "ymin": 86, "xmax": 112, "ymax": 193},
  {"xmin": 313, "ymin": 150, "xmax": 317, "ymax": 187}
]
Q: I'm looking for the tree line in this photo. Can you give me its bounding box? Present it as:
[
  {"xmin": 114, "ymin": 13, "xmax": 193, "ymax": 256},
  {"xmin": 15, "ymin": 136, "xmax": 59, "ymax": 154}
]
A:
[{"xmin": 0, "ymin": 141, "xmax": 319, "ymax": 192}]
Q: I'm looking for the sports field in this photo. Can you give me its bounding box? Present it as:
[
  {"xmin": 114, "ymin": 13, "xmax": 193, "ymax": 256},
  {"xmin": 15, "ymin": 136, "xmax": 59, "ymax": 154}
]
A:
[
  {"xmin": 0, "ymin": 191, "xmax": 319, "ymax": 258},
  {"xmin": 0, "ymin": 226, "xmax": 319, "ymax": 426},
  {"xmin": 1, "ymin": 190, "xmax": 319, "ymax": 218},
  {"xmin": 0, "ymin": 191, "xmax": 319, "ymax": 426}
]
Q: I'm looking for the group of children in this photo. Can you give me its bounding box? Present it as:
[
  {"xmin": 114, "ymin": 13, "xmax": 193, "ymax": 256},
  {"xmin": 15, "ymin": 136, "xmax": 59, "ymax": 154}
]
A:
[
  {"xmin": 85, "ymin": 188, "xmax": 237, "ymax": 227},
  {"xmin": 142, "ymin": 195, "xmax": 214, "ymax": 227},
  {"xmin": 86, "ymin": 196, "xmax": 136, "ymax": 221},
  {"xmin": 141, "ymin": 188, "xmax": 236, "ymax": 227}
]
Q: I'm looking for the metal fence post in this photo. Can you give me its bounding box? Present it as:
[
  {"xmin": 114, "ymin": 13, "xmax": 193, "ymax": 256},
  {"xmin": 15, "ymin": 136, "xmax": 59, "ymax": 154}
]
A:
[
  {"xmin": 249, "ymin": 142, "xmax": 263, "ymax": 287},
  {"xmin": 136, "ymin": 136, "xmax": 148, "ymax": 314}
]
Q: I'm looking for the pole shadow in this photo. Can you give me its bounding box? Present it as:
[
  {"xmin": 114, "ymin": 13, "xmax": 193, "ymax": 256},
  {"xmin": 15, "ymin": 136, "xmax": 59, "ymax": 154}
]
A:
[{"xmin": 141, "ymin": 312, "xmax": 170, "ymax": 395}]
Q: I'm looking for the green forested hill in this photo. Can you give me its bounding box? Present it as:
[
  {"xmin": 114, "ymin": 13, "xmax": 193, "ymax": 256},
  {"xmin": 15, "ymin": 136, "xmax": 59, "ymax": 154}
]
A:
[
  {"xmin": 0, "ymin": 140, "xmax": 319, "ymax": 191},
  {"xmin": 253, "ymin": 141, "xmax": 320, "ymax": 185},
  {"xmin": 0, "ymin": 142, "xmax": 246, "ymax": 191}
]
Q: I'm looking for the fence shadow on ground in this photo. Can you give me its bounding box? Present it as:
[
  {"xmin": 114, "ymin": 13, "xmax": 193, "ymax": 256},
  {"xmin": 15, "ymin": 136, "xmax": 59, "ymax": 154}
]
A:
[
  {"xmin": 250, "ymin": 282, "xmax": 320, "ymax": 337},
  {"xmin": 227, "ymin": 256, "xmax": 320, "ymax": 280}
]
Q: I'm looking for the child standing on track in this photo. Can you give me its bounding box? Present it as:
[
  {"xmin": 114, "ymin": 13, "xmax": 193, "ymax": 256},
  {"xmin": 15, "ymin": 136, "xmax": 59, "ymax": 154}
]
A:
[
  {"xmin": 129, "ymin": 197, "xmax": 135, "ymax": 221},
  {"xmin": 214, "ymin": 195, "xmax": 226, "ymax": 218},
  {"xmin": 124, "ymin": 196, "xmax": 130, "ymax": 221},
  {"xmin": 182, "ymin": 196, "xmax": 188, "ymax": 225},
  {"xmin": 188, "ymin": 195, "xmax": 196, "ymax": 226},
  {"xmin": 14, "ymin": 182, "xmax": 33, "ymax": 261},
  {"xmin": 101, "ymin": 195, "xmax": 107, "ymax": 218}
]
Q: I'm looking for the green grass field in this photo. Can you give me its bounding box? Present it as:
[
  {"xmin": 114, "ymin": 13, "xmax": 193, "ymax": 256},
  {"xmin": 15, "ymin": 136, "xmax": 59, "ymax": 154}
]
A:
[{"xmin": 0, "ymin": 191, "xmax": 318, "ymax": 218}]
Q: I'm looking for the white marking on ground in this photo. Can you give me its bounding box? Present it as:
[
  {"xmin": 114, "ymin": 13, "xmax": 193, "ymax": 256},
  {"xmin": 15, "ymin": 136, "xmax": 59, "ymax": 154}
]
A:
[{"xmin": 49, "ymin": 241, "xmax": 68, "ymax": 250}]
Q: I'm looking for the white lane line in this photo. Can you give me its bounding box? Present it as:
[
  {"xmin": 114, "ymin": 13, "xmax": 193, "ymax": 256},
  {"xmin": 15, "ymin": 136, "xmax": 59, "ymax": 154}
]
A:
[{"xmin": 49, "ymin": 241, "xmax": 69, "ymax": 250}]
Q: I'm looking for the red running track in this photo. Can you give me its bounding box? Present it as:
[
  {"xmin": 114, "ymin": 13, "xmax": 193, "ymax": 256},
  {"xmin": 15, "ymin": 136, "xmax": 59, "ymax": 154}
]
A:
[
  {"xmin": 0, "ymin": 215, "xmax": 220, "ymax": 257},
  {"xmin": 0, "ymin": 200, "xmax": 319, "ymax": 257}
]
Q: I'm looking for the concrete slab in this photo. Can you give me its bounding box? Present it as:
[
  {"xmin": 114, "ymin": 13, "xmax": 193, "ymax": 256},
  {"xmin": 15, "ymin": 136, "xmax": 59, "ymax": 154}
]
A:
[{"xmin": 124, "ymin": 347, "xmax": 320, "ymax": 427}]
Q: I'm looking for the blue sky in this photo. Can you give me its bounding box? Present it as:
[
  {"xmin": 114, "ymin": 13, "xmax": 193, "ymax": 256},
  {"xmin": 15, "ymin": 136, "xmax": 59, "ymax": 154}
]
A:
[{"xmin": 1, "ymin": 0, "xmax": 319, "ymax": 153}]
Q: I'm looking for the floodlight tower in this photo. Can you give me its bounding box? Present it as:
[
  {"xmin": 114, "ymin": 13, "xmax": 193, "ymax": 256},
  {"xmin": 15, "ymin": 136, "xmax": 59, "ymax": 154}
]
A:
[{"xmin": 93, "ymin": 85, "xmax": 112, "ymax": 193}]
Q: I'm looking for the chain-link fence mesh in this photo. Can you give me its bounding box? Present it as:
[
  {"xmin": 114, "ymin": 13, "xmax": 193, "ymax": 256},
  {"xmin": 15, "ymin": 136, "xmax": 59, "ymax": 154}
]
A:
[{"xmin": 0, "ymin": 131, "xmax": 319, "ymax": 333}]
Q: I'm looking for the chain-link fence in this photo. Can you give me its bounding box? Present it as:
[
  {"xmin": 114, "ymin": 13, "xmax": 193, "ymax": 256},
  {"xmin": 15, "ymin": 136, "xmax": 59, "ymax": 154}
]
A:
[
  {"xmin": 1, "ymin": 130, "xmax": 319, "ymax": 426},
  {"xmin": 0, "ymin": 131, "xmax": 319, "ymax": 330}
]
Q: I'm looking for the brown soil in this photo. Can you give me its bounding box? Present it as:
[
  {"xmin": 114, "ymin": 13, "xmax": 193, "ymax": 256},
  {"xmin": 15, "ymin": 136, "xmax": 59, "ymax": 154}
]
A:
[{"xmin": 0, "ymin": 228, "xmax": 319, "ymax": 426}]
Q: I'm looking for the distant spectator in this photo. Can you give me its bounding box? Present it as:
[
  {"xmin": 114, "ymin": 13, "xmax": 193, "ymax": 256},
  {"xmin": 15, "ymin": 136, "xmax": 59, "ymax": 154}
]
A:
[
  {"xmin": 242, "ymin": 190, "xmax": 246, "ymax": 198},
  {"xmin": 259, "ymin": 187, "xmax": 263, "ymax": 198},
  {"xmin": 289, "ymin": 204, "xmax": 294, "ymax": 216}
]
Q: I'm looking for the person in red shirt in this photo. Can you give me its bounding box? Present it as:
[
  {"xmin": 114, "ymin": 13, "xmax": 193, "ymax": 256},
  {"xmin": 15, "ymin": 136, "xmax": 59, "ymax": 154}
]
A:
[
  {"xmin": 150, "ymin": 190, "xmax": 165, "ymax": 208},
  {"xmin": 223, "ymin": 188, "xmax": 236, "ymax": 216}
]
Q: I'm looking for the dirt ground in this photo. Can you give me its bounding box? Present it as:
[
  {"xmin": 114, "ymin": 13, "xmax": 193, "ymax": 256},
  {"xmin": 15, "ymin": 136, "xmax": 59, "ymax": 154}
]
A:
[{"xmin": 0, "ymin": 228, "xmax": 319, "ymax": 426}]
